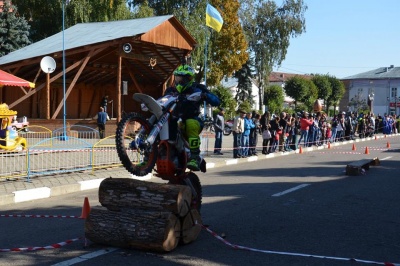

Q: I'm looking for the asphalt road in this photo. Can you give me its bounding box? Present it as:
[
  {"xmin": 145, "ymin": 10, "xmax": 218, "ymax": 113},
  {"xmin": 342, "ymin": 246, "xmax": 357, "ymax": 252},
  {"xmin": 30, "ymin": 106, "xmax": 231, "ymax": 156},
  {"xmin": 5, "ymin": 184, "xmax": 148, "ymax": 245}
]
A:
[{"xmin": 0, "ymin": 137, "xmax": 399, "ymax": 266}]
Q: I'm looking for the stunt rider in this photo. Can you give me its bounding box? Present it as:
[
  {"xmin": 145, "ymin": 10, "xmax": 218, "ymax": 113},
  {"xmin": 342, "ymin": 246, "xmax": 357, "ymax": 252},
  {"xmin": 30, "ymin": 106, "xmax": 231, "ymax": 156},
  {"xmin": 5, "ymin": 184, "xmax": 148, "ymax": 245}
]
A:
[{"xmin": 164, "ymin": 64, "xmax": 220, "ymax": 171}]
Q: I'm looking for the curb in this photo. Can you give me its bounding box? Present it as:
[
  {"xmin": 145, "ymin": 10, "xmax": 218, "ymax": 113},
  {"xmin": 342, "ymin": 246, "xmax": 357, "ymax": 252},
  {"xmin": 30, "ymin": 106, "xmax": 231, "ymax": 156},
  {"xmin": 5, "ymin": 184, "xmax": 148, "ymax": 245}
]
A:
[
  {"xmin": 1, "ymin": 134, "xmax": 397, "ymax": 206},
  {"xmin": 1, "ymin": 174, "xmax": 152, "ymax": 206}
]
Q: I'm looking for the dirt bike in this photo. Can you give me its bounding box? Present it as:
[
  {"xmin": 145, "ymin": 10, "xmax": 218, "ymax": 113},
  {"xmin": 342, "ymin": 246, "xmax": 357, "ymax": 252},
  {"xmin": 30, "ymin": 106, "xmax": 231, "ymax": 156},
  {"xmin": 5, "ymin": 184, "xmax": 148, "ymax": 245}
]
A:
[
  {"xmin": 202, "ymin": 115, "xmax": 215, "ymax": 132},
  {"xmin": 223, "ymin": 119, "xmax": 233, "ymax": 136},
  {"xmin": 115, "ymin": 92, "xmax": 206, "ymax": 211}
]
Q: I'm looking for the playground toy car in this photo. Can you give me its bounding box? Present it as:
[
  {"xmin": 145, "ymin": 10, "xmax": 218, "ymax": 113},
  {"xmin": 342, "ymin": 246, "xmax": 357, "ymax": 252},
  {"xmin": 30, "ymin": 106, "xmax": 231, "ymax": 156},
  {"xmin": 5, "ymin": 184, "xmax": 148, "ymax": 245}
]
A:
[
  {"xmin": 10, "ymin": 115, "xmax": 29, "ymax": 132},
  {"xmin": 0, "ymin": 104, "xmax": 27, "ymax": 151}
]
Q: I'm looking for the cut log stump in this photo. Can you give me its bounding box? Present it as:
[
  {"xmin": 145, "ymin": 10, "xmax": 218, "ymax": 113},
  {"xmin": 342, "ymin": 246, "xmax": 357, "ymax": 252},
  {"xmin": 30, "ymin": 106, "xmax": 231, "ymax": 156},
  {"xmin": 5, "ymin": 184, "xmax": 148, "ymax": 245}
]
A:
[
  {"xmin": 99, "ymin": 178, "xmax": 192, "ymax": 217},
  {"xmin": 346, "ymin": 157, "xmax": 380, "ymax": 176},
  {"xmin": 85, "ymin": 206, "xmax": 181, "ymax": 252},
  {"xmin": 181, "ymin": 209, "xmax": 202, "ymax": 244}
]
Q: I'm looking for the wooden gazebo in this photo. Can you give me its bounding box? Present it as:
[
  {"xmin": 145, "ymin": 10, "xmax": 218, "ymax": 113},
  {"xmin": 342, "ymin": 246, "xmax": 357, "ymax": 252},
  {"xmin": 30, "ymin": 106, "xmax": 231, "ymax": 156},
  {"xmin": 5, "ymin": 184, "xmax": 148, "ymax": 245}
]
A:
[{"xmin": 0, "ymin": 15, "xmax": 197, "ymax": 122}]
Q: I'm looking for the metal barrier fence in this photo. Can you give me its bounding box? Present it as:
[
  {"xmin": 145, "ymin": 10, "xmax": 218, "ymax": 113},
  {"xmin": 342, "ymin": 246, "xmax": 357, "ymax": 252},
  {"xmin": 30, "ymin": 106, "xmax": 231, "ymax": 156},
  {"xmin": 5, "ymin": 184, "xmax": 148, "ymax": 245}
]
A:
[
  {"xmin": 0, "ymin": 125, "xmax": 122, "ymax": 182},
  {"xmin": 1, "ymin": 124, "xmax": 212, "ymax": 182}
]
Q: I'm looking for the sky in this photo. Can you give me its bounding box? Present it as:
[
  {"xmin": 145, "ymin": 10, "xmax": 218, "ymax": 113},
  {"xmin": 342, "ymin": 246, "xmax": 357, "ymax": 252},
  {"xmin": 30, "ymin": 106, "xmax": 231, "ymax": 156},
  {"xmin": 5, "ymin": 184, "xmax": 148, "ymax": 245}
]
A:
[{"xmin": 273, "ymin": 0, "xmax": 400, "ymax": 79}]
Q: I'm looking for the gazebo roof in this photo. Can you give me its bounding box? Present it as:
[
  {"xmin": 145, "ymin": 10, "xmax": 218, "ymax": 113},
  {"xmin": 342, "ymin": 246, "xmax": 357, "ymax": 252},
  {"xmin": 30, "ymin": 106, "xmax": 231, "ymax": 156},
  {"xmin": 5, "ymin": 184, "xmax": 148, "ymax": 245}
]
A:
[{"xmin": 0, "ymin": 15, "xmax": 197, "ymax": 109}]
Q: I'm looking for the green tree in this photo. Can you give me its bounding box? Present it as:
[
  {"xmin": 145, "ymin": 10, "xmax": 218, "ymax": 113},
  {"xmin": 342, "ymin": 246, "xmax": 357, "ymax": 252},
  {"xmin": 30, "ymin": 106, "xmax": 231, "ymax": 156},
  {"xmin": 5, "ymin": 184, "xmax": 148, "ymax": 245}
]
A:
[
  {"xmin": 128, "ymin": 0, "xmax": 248, "ymax": 87},
  {"xmin": 211, "ymin": 86, "xmax": 236, "ymax": 119},
  {"xmin": 13, "ymin": 0, "xmax": 131, "ymax": 42},
  {"xmin": 206, "ymin": 0, "xmax": 248, "ymax": 86},
  {"xmin": 234, "ymin": 61, "xmax": 254, "ymax": 107},
  {"xmin": 303, "ymin": 78, "xmax": 318, "ymax": 111},
  {"xmin": 13, "ymin": 0, "xmax": 64, "ymax": 42},
  {"xmin": 0, "ymin": 1, "xmax": 31, "ymax": 56},
  {"xmin": 66, "ymin": 0, "xmax": 131, "ymax": 25},
  {"xmin": 326, "ymin": 75, "xmax": 345, "ymax": 115},
  {"xmin": 264, "ymin": 84, "xmax": 284, "ymax": 114},
  {"xmin": 131, "ymin": 0, "xmax": 154, "ymax": 18},
  {"xmin": 284, "ymin": 76, "xmax": 309, "ymax": 109},
  {"xmin": 240, "ymin": 0, "xmax": 307, "ymax": 110},
  {"xmin": 311, "ymin": 74, "xmax": 331, "ymax": 112},
  {"xmin": 237, "ymin": 101, "xmax": 252, "ymax": 114}
]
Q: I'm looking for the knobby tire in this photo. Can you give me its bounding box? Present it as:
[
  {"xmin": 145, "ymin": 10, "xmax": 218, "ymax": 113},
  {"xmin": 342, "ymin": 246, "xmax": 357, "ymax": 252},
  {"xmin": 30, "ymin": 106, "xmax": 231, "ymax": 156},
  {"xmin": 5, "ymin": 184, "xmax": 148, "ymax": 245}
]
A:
[{"xmin": 115, "ymin": 112, "xmax": 157, "ymax": 176}]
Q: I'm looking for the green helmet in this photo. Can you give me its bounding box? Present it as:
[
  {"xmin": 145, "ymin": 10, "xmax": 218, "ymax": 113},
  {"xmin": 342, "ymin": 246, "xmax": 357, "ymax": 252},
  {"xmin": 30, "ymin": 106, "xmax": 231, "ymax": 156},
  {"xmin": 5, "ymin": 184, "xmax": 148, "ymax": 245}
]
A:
[{"xmin": 174, "ymin": 65, "xmax": 195, "ymax": 93}]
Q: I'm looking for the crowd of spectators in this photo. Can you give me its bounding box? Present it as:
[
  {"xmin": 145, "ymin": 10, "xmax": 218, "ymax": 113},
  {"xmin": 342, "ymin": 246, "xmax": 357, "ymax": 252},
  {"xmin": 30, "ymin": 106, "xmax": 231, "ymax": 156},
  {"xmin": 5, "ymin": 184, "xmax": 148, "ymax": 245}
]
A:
[{"xmin": 227, "ymin": 109, "xmax": 399, "ymax": 157}]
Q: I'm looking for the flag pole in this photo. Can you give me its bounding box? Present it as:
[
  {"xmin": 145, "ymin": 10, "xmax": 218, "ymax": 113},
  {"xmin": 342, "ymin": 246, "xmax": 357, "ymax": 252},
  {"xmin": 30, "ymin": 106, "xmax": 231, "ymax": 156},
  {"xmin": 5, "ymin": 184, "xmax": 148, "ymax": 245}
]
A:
[{"xmin": 203, "ymin": 2, "xmax": 209, "ymax": 120}]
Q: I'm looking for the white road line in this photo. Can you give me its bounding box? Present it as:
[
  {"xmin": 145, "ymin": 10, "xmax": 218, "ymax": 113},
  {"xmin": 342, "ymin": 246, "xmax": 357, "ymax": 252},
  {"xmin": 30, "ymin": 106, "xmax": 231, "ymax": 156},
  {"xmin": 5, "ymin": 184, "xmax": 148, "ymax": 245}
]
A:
[
  {"xmin": 51, "ymin": 248, "xmax": 119, "ymax": 266},
  {"xmin": 380, "ymin": 156, "xmax": 392, "ymax": 161},
  {"xmin": 272, "ymin": 184, "xmax": 310, "ymax": 197}
]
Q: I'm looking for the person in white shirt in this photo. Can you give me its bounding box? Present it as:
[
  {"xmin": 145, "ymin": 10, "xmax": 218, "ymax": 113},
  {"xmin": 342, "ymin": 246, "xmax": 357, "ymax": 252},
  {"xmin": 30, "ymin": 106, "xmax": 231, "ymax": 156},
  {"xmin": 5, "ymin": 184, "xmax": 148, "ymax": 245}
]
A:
[{"xmin": 232, "ymin": 110, "xmax": 246, "ymax": 158}]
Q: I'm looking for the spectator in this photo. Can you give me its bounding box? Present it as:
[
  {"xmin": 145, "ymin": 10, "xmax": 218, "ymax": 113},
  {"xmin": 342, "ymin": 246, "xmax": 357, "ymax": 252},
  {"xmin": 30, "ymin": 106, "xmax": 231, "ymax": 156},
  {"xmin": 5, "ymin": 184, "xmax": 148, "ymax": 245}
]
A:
[
  {"xmin": 242, "ymin": 112, "xmax": 255, "ymax": 157},
  {"xmin": 250, "ymin": 113, "xmax": 261, "ymax": 156},
  {"xmin": 290, "ymin": 113, "xmax": 300, "ymax": 150},
  {"xmin": 336, "ymin": 112, "xmax": 346, "ymax": 141},
  {"xmin": 101, "ymin": 95, "xmax": 108, "ymax": 113},
  {"xmin": 260, "ymin": 111, "xmax": 272, "ymax": 154},
  {"xmin": 298, "ymin": 112, "xmax": 313, "ymax": 147},
  {"xmin": 278, "ymin": 112, "xmax": 288, "ymax": 151},
  {"xmin": 358, "ymin": 113, "xmax": 367, "ymax": 138},
  {"xmin": 232, "ymin": 110, "xmax": 246, "ymax": 158},
  {"xmin": 269, "ymin": 115, "xmax": 280, "ymax": 153},
  {"xmin": 213, "ymin": 107, "xmax": 225, "ymax": 155},
  {"xmin": 330, "ymin": 114, "xmax": 338, "ymax": 142},
  {"xmin": 96, "ymin": 107, "xmax": 109, "ymax": 139}
]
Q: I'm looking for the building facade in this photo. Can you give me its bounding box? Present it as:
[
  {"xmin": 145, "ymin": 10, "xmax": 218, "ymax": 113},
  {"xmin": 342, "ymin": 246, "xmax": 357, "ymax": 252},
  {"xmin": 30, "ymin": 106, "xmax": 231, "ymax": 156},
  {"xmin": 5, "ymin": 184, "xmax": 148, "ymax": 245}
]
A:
[{"xmin": 342, "ymin": 65, "xmax": 400, "ymax": 116}]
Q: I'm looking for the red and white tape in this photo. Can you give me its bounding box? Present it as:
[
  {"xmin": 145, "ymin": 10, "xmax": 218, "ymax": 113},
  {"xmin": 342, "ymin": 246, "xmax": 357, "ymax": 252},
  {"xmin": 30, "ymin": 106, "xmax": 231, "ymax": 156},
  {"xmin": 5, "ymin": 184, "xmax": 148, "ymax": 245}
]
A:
[
  {"xmin": 1, "ymin": 214, "xmax": 81, "ymax": 219},
  {"xmin": 200, "ymin": 224, "xmax": 400, "ymax": 266},
  {"xmin": 0, "ymin": 237, "xmax": 81, "ymax": 252}
]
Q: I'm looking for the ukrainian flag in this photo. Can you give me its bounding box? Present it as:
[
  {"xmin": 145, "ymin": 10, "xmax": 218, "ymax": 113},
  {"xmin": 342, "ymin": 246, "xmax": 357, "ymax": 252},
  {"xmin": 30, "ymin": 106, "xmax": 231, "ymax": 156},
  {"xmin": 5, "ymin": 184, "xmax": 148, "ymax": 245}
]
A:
[{"xmin": 206, "ymin": 4, "xmax": 223, "ymax": 32}]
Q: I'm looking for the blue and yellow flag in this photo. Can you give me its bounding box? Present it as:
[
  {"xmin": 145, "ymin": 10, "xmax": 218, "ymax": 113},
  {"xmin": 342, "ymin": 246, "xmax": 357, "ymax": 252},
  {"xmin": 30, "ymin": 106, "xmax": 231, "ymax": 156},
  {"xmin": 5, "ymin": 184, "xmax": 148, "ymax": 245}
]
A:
[{"xmin": 206, "ymin": 4, "xmax": 223, "ymax": 32}]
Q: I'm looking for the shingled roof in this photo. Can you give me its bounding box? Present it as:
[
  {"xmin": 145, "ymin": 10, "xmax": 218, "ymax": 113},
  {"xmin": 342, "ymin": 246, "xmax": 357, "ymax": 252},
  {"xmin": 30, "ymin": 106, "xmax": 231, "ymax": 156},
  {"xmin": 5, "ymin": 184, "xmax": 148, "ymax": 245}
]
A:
[{"xmin": 342, "ymin": 65, "xmax": 400, "ymax": 80}]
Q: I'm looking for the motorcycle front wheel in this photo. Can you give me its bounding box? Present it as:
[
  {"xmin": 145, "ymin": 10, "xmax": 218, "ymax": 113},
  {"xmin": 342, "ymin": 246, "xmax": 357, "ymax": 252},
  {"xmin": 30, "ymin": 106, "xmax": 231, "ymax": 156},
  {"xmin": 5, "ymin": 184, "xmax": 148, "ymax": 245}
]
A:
[{"xmin": 115, "ymin": 112, "xmax": 158, "ymax": 176}]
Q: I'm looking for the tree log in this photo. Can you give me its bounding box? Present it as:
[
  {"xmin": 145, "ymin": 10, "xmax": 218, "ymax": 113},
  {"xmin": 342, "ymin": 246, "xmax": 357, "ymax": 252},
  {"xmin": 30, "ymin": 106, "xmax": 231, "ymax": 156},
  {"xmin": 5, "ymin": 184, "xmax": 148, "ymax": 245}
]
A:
[
  {"xmin": 99, "ymin": 178, "xmax": 192, "ymax": 217},
  {"xmin": 181, "ymin": 209, "xmax": 202, "ymax": 244},
  {"xmin": 85, "ymin": 206, "xmax": 181, "ymax": 252}
]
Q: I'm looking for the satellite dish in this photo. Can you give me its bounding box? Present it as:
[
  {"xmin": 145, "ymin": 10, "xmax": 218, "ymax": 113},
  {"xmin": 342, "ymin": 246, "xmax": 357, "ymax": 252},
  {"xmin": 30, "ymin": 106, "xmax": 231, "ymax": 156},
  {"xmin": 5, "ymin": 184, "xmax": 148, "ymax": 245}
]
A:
[
  {"xmin": 40, "ymin": 56, "xmax": 56, "ymax": 74},
  {"xmin": 123, "ymin": 43, "xmax": 132, "ymax": 53}
]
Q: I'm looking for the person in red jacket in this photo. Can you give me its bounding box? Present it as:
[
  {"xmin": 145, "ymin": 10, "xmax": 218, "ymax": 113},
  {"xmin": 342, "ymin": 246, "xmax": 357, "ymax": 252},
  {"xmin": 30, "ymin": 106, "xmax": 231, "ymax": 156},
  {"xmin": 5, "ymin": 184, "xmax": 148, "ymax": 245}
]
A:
[{"xmin": 298, "ymin": 112, "xmax": 314, "ymax": 147}]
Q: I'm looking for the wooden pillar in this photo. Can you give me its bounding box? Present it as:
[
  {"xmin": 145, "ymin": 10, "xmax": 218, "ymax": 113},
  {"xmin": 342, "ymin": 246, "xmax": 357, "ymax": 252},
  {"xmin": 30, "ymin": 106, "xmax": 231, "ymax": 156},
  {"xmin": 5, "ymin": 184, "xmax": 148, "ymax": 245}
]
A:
[{"xmin": 117, "ymin": 56, "xmax": 122, "ymax": 122}]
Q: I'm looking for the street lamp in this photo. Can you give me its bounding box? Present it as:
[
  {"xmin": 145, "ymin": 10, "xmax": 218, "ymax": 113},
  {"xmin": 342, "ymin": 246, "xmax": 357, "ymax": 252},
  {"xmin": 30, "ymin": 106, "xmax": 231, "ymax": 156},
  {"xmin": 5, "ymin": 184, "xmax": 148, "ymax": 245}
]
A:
[{"xmin": 59, "ymin": 0, "xmax": 68, "ymax": 140}]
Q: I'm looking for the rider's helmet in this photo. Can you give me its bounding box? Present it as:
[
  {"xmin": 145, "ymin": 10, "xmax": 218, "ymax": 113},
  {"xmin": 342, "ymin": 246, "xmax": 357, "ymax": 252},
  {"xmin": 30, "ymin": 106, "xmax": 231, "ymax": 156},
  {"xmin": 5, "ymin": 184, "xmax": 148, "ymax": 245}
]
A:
[{"xmin": 174, "ymin": 65, "xmax": 195, "ymax": 93}]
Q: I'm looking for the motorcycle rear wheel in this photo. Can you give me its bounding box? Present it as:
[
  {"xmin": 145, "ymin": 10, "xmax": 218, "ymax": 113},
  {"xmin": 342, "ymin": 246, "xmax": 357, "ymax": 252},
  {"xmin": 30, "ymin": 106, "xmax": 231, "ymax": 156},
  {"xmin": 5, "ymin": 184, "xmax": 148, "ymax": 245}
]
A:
[
  {"xmin": 115, "ymin": 112, "xmax": 157, "ymax": 176},
  {"xmin": 170, "ymin": 172, "xmax": 202, "ymax": 212}
]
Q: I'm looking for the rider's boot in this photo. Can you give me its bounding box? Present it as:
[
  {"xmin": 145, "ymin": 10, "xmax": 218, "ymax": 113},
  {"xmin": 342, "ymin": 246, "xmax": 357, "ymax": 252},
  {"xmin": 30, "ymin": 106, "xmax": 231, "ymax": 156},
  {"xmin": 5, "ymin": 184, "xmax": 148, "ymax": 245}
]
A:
[
  {"xmin": 187, "ymin": 148, "xmax": 201, "ymax": 171},
  {"xmin": 187, "ymin": 136, "xmax": 201, "ymax": 171}
]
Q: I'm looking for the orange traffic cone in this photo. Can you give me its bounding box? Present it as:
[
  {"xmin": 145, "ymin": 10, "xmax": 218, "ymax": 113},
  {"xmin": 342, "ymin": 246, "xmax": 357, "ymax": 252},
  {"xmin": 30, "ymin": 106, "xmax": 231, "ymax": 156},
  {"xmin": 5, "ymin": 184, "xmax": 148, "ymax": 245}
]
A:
[
  {"xmin": 352, "ymin": 143, "xmax": 356, "ymax": 151},
  {"xmin": 299, "ymin": 146, "xmax": 303, "ymax": 154},
  {"xmin": 79, "ymin": 197, "xmax": 91, "ymax": 219},
  {"xmin": 364, "ymin": 146, "xmax": 370, "ymax": 154},
  {"xmin": 387, "ymin": 142, "xmax": 390, "ymax": 148},
  {"xmin": 327, "ymin": 142, "xmax": 331, "ymax": 149}
]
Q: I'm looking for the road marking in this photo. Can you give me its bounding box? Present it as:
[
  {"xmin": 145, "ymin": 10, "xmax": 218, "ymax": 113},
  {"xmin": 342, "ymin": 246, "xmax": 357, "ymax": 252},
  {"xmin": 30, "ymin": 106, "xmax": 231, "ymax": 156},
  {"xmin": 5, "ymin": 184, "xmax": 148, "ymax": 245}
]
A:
[
  {"xmin": 272, "ymin": 184, "xmax": 310, "ymax": 197},
  {"xmin": 380, "ymin": 156, "xmax": 392, "ymax": 161},
  {"xmin": 51, "ymin": 248, "xmax": 119, "ymax": 266}
]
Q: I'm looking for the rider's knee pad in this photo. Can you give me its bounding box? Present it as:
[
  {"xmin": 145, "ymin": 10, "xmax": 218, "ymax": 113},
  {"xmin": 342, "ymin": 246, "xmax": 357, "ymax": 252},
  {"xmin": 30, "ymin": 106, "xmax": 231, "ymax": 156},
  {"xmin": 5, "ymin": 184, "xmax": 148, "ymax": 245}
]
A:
[
  {"xmin": 188, "ymin": 137, "xmax": 200, "ymax": 149},
  {"xmin": 185, "ymin": 118, "xmax": 201, "ymax": 138}
]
